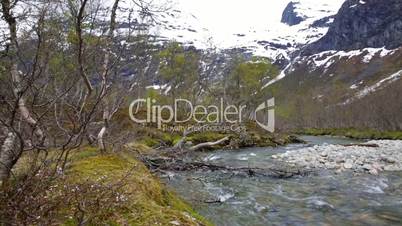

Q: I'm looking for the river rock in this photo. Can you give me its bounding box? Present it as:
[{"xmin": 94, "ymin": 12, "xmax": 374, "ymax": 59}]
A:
[
  {"xmin": 336, "ymin": 157, "xmax": 345, "ymax": 164},
  {"xmin": 369, "ymin": 169, "xmax": 379, "ymax": 176},
  {"xmin": 320, "ymin": 151, "xmax": 328, "ymax": 157},
  {"xmin": 362, "ymin": 164, "xmax": 373, "ymax": 171},
  {"xmin": 384, "ymin": 165, "xmax": 399, "ymax": 171},
  {"xmin": 325, "ymin": 162, "xmax": 336, "ymax": 169},
  {"xmin": 274, "ymin": 140, "xmax": 402, "ymax": 175},
  {"xmin": 343, "ymin": 159, "xmax": 354, "ymax": 169},
  {"xmin": 372, "ymin": 162, "xmax": 383, "ymax": 171},
  {"xmin": 318, "ymin": 157, "xmax": 327, "ymax": 164},
  {"xmin": 355, "ymin": 159, "xmax": 364, "ymax": 166},
  {"xmin": 382, "ymin": 157, "xmax": 397, "ymax": 164}
]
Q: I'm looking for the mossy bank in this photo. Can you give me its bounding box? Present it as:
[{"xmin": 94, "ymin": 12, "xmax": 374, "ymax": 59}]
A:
[{"xmin": 7, "ymin": 148, "xmax": 212, "ymax": 226}]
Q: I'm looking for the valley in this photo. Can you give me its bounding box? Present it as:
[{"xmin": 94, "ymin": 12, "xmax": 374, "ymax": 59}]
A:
[{"xmin": 0, "ymin": 0, "xmax": 401, "ymax": 225}]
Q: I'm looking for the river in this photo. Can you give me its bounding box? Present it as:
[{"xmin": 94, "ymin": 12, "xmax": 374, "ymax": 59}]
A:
[{"xmin": 161, "ymin": 136, "xmax": 402, "ymax": 226}]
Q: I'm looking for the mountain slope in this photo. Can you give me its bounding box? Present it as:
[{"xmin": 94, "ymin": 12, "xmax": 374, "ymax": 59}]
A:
[{"xmin": 268, "ymin": 0, "xmax": 402, "ymax": 130}]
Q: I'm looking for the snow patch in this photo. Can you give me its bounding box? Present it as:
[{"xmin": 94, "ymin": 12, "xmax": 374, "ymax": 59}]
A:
[
  {"xmin": 146, "ymin": 85, "xmax": 165, "ymax": 90},
  {"xmin": 309, "ymin": 47, "xmax": 397, "ymax": 70},
  {"xmin": 356, "ymin": 69, "xmax": 402, "ymax": 98},
  {"xmin": 343, "ymin": 69, "xmax": 402, "ymax": 104},
  {"xmin": 263, "ymin": 63, "xmax": 292, "ymax": 88}
]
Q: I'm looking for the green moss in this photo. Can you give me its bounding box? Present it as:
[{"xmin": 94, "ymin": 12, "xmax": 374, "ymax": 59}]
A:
[
  {"xmin": 125, "ymin": 142, "xmax": 153, "ymax": 155},
  {"xmin": 172, "ymin": 136, "xmax": 183, "ymax": 146},
  {"xmin": 134, "ymin": 127, "xmax": 182, "ymax": 148},
  {"xmin": 69, "ymin": 146, "xmax": 99, "ymax": 160},
  {"xmin": 161, "ymin": 133, "xmax": 182, "ymax": 146},
  {"xmin": 59, "ymin": 149, "xmax": 212, "ymax": 225},
  {"xmin": 141, "ymin": 137, "xmax": 161, "ymax": 147}
]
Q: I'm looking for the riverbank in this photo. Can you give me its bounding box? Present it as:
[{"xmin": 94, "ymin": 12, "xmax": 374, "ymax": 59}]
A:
[
  {"xmin": 9, "ymin": 147, "xmax": 211, "ymax": 225},
  {"xmin": 131, "ymin": 123, "xmax": 304, "ymax": 151},
  {"xmin": 295, "ymin": 128, "xmax": 402, "ymax": 140},
  {"xmin": 273, "ymin": 140, "xmax": 402, "ymax": 175}
]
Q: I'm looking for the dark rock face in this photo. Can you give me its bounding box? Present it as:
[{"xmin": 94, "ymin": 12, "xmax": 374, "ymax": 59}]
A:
[
  {"xmin": 303, "ymin": 0, "xmax": 402, "ymax": 55},
  {"xmin": 310, "ymin": 16, "xmax": 335, "ymax": 28},
  {"xmin": 257, "ymin": 41, "xmax": 291, "ymax": 50},
  {"xmin": 281, "ymin": 1, "xmax": 305, "ymax": 26},
  {"xmin": 273, "ymin": 53, "xmax": 290, "ymax": 70}
]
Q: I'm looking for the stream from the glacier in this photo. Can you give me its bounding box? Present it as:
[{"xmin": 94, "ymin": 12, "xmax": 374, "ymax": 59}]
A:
[{"xmin": 161, "ymin": 136, "xmax": 402, "ymax": 226}]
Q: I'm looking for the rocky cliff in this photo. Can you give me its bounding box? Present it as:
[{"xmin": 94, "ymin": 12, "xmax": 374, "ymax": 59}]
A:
[
  {"xmin": 303, "ymin": 0, "xmax": 402, "ymax": 55},
  {"xmin": 281, "ymin": 1, "xmax": 305, "ymax": 26}
]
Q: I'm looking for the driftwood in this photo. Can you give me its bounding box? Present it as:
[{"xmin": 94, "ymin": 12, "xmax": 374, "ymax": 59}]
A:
[
  {"xmin": 173, "ymin": 124, "xmax": 229, "ymax": 151},
  {"xmin": 203, "ymin": 199, "xmax": 223, "ymax": 204},
  {"xmin": 342, "ymin": 143, "xmax": 379, "ymax": 148},
  {"xmin": 188, "ymin": 137, "xmax": 229, "ymax": 151},
  {"xmin": 141, "ymin": 156, "xmax": 312, "ymax": 179}
]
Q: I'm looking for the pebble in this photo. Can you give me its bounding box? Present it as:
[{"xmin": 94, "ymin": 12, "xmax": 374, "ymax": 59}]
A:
[
  {"xmin": 275, "ymin": 140, "xmax": 402, "ymax": 175},
  {"xmin": 362, "ymin": 164, "xmax": 372, "ymax": 171},
  {"xmin": 382, "ymin": 157, "xmax": 396, "ymax": 164},
  {"xmin": 344, "ymin": 159, "xmax": 354, "ymax": 169},
  {"xmin": 355, "ymin": 160, "xmax": 364, "ymax": 166},
  {"xmin": 336, "ymin": 158, "xmax": 345, "ymax": 164},
  {"xmin": 369, "ymin": 169, "xmax": 379, "ymax": 176},
  {"xmin": 384, "ymin": 165, "xmax": 399, "ymax": 171}
]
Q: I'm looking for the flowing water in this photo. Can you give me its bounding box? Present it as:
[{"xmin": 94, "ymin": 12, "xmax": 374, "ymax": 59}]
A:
[{"xmin": 162, "ymin": 136, "xmax": 402, "ymax": 226}]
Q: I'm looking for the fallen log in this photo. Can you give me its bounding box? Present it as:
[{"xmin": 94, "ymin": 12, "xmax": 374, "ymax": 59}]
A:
[
  {"xmin": 342, "ymin": 143, "xmax": 379, "ymax": 148},
  {"xmin": 203, "ymin": 199, "xmax": 224, "ymax": 204},
  {"xmin": 141, "ymin": 156, "xmax": 313, "ymax": 179},
  {"xmin": 189, "ymin": 137, "xmax": 229, "ymax": 151}
]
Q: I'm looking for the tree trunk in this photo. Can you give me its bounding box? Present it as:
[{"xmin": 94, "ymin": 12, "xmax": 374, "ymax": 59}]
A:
[
  {"xmin": 96, "ymin": 0, "xmax": 120, "ymax": 152},
  {"xmin": 0, "ymin": 0, "xmax": 44, "ymax": 183},
  {"xmin": 97, "ymin": 109, "xmax": 109, "ymax": 152},
  {"xmin": 0, "ymin": 130, "xmax": 16, "ymax": 183}
]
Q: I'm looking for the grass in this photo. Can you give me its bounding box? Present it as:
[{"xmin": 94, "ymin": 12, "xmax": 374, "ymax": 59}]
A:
[
  {"xmin": 62, "ymin": 147, "xmax": 213, "ymax": 225},
  {"xmin": 11, "ymin": 147, "xmax": 212, "ymax": 225},
  {"xmin": 132, "ymin": 126, "xmax": 182, "ymax": 148},
  {"xmin": 296, "ymin": 128, "xmax": 402, "ymax": 140}
]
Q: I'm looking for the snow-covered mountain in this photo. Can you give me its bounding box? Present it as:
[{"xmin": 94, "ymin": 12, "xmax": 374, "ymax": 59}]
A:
[
  {"xmin": 3, "ymin": 0, "xmax": 401, "ymax": 109},
  {"xmin": 143, "ymin": 0, "xmax": 402, "ymax": 104},
  {"xmin": 146, "ymin": 0, "xmax": 346, "ymax": 60}
]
